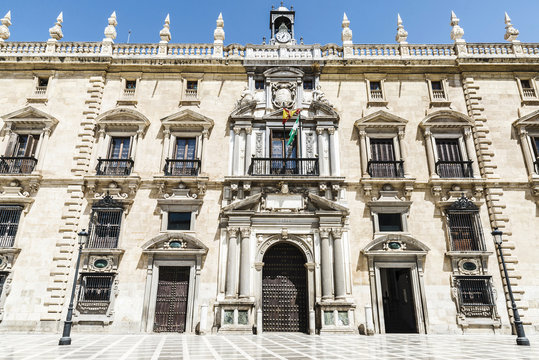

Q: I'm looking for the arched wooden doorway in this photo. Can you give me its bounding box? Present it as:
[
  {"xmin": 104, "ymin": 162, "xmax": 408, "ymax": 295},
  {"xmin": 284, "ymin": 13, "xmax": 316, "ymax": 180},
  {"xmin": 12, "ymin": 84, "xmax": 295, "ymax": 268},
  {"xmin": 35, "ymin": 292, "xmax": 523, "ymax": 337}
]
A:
[{"xmin": 262, "ymin": 242, "xmax": 308, "ymax": 332}]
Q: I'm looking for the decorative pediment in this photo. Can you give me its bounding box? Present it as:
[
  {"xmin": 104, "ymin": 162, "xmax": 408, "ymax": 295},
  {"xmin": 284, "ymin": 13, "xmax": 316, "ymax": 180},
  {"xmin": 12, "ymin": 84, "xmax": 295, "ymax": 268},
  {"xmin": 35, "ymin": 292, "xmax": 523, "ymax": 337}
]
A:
[
  {"xmin": 161, "ymin": 109, "xmax": 215, "ymax": 132},
  {"xmin": 263, "ymin": 67, "xmax": 304, "ymax": 79},
  {"xmin": 230, "ymin": 100, "xmax": 257, "ymax": 118},
  {"xmin": 363, "ymin": 234, "xmax": 430, "ymax": 255},
  {"xmin": 1, "ymin": 105, "xmax": 59, "ymax": 133},
  {"xmin": 95, "ymin": 107, "xmax": 150, "ymax": 131},
  {"xmin": 513, "ymin": 109, "xmax": 539, "ymax": 129},
  {"xmin": 354, "ymin": 110, "xmax": 407, "ymax": 130},
  {"xmin": 309, "ymin": 100, "xmax": 339, "ymax": 120},
  {"xmin": 420, "ymin": 110, "xmax": 473, "ymax": 129},
  {"xmin": 308, "ymin": 193, "xmax": 349, "ymax": 213},
  {"xmin": 142, "ymin": 232, "xmax": 208, "ymax": 254},
  {"xmin": 222, "ymin": 193, "xmax": 262, "ymax": 212}
]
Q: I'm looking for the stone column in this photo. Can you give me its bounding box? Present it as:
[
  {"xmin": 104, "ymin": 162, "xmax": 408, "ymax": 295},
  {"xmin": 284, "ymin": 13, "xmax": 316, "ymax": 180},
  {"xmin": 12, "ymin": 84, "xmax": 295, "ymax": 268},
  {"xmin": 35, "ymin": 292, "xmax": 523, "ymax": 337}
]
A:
[
  {"xmin": 131, "ymin": 129, "xmax": 143, "ymax": 173},
  {"xmin": 328, "ymin": 127, "xmax": 337, "ymax": 176},
  {"xmin": 464, "ymin": 127, "xmax": 481, "ymax": 178},
  {"xmin": 398, "ymin": 128, "xmax": 409, "ymax": 177},
  {"xmin": 200, "ymin": 129, "xmax": 209, "ymax": 174},
  {"xmin": 239, "ymin": 227, "xmax": 251, "ymax": 298},
  {"xmin": 305, "ymin": 262, "xmax": 316, "ymax": 335},
  {"xmin": 244, "ymin": 127, "xmax": 252, "ymax": 175},
  {"xmin": 225, "ymin": 227, "xmax": 239, "ymax": 298},
  {"xmin": 519, "ymin": 128, "xmax": 536, "ymax": 176},
  {"xmin": 317, "ymin": 127, "xmax": 327, "ymax": 176},
  {"xmin": 239, "ymin": 129, "xmax": 246, "ymax": 175},
  {"xmin": 424, "ymin": 128, "xmax": 437, "ymax": 177},
  {"xmin": 332, "ymin": 229, "xmax": 346, "ymax": 300},
  {"xmin": 232, "ymin": 127, "xmax": 241, "ymax": 176},
  {"xmin": 92, "ymin": 129, "xmax": 107, "ymax": 171},
  {"xmin": 254, "ymin": 261, "xmax": 264, "ymax": 334},
  {"xmin": 36, "ymin": 127, "xmax": 51, "ymax": 172},
  {"xmin": 161, "ymin": 128, "xmax": 171, "ymax": 172},
  {"xmin": 320, "ymin": 228, "xmax": 333, "ymax": 301},
  {"xmin": 359, "ymin": 129, "xmax": 369, "ymax": 177}
]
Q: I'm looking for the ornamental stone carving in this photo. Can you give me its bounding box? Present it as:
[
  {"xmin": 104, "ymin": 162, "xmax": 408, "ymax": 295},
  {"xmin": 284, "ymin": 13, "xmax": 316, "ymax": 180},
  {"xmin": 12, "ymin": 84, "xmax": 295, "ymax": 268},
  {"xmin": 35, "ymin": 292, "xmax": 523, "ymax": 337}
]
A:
[
  {"xmin": 450, "ymin": 11, "xmax": 464, "ymax": 42},
  {"xmin": 271, "ymin": 82, "xmax": 296, "ymax": 109},
  {"xmin": 159, "ymin": 14, "xmax": 171, "ymax": 43},
  {"xmin": 395, "ymin": 14, "xmax": 408, "ymax": 44},
  {"xmin": 0, "ymin": 11, "xmax": 11, "ymax": 42},
  {"xmin": 103, "ymin": 11, "xmax": 117, "ymax": 42},
  {"xmin": 504, "ymin": 12, "xmax": 519, "ymax": 42}
]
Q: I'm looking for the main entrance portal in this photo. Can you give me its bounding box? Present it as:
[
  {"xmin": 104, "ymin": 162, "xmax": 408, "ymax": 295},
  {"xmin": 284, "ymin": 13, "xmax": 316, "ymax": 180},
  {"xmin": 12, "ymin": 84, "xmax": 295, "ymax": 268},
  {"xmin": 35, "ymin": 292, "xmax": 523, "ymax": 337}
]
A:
[
  {"xmin": 262, "ymin": 243, "xmax": 308, "ymax": 332},
  {"xmin": 380, "ymin": 268, "xmax": 418, "ymax": 333},
  {"xmin": 153, "ymin": 266, "xmax": 190, "ymax": 332}
]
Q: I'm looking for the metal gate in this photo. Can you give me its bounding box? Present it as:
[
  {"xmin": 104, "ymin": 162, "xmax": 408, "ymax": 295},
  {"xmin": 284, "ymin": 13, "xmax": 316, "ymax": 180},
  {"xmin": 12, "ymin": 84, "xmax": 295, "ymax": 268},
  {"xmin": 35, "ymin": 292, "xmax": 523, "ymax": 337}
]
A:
[
  {"xmin": 262, "ymin": 243, "xmax": 308, "ymax": 332},
  {"xmin": 154, "ymin": 266, "xmax": 190, "ymax": 332}
]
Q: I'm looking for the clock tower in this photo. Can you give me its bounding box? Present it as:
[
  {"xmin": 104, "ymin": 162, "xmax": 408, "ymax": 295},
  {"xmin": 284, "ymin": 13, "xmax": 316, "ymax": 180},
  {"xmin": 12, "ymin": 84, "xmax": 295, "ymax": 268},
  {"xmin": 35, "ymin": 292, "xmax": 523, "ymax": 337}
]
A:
[{"xmin": 269, "ymin": 3, "xmax": 296, "ymax": 45}]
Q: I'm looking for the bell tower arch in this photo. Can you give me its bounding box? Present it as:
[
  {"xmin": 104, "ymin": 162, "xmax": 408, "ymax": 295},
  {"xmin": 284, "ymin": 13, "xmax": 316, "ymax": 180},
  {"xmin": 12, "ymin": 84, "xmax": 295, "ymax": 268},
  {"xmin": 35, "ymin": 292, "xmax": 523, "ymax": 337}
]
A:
[{"xmin": 270, "ymin": 3, "xmax": 296, "ymax": 45}]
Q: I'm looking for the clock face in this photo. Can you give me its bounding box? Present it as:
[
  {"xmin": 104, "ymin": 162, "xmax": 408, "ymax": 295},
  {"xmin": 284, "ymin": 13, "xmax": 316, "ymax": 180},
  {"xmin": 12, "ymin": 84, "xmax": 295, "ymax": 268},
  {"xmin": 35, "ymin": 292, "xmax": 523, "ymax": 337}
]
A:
[{"xmin": 275, "ymin": 30, "xmax": 291, "ymax": 43}]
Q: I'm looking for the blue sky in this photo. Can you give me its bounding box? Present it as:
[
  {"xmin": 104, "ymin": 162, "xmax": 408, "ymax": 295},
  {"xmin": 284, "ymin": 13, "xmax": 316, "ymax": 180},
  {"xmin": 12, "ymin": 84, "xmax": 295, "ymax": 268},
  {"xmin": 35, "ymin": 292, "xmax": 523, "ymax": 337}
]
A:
[{"xmin": 1, "ymin": 0, "xmax": 538, "ymax": 44}]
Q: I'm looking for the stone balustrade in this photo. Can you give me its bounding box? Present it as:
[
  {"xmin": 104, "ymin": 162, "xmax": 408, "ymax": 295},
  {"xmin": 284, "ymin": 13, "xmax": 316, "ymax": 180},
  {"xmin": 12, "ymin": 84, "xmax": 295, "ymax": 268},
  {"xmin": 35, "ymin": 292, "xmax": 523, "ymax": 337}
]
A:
[{"xmin": 0, "ymin": 40, "xmax": 537, "ymax": 61}]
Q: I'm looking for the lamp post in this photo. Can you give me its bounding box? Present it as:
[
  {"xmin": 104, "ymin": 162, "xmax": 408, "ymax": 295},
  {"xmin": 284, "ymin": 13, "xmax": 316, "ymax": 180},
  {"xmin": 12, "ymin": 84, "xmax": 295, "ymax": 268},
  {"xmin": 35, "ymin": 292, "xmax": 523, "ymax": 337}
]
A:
[
  {"xmin": 492, "ymin": 227, "xmax": 530, "ymax": 346},
  {"xmin": 59, "ymin": 229, "xmax": 88, "ymax": 346}
]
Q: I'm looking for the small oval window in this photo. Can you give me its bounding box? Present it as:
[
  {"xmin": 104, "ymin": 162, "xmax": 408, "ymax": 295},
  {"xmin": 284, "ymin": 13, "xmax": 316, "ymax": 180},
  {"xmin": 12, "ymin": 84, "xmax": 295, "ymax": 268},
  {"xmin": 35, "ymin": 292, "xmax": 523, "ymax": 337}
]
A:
[
  {"xmin": 169, "ymin": 241, "xmax": 182, "ymax": 248},
  {"xmin": 94, "ymin": 259, "xmax": 108, "ymax": 269},
  {"xmin": 388, "ymin": 241, "xmax": 401, "ymax": 250},
  {"xmin": 462, "ymin": 261, "xmax": 477, "ymax": 271}
]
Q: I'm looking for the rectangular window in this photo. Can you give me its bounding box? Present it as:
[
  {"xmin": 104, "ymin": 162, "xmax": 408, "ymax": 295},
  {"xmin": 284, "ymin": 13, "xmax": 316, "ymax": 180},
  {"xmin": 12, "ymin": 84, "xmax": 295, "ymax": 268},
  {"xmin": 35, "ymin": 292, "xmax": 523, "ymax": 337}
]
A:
[
  {"xmin": 303, "ymin": 80, "xmax": 313, "ymax": 90},
  {"xmin": 532, "ymin": 136, "xmax": 539, "ymax": 158},
  {"xmin": 430, "ymin": 80, "xmax": 446, "ymax": 100},
  {"xmin": 456, "ymin": 277, "xmax": 494, "ymax": 317},
  {"xmin": 447, "ymin": 212, "xmax": 485, "ymax": 251},
  {"xmin": 368, "ymin": 138, "xmax": 402, "ymax": 177},
  {"xmin": 0, "ymin": 206, "xmax": 22, "ymax": 247},
  {"xmin": 12, "ymin": 134, "xmax": 38, "ymax": 158},
  {"xmin": 108, "ymin": 137, "xmax": 131, "ymax": 159},
  {"xmin": 88, "ymin": 209, "xmax": 122, "ymax": 248},
  {"xmin": 79, "ymin": 274, "xmax": 114, "ymax": 302},
  {"xmin": 186, "ymin": 81, "xmax": 198, "ymax": 90},
  {"xmin": 175, "ymin": 138, "xmax": 197, "ymax": 160},
  {"xmin": 435, "ymin": 138, "xmax": 472, "ymax": 178},
  {"xmin": 125, "ymin": 80, "xmax": 136, "ymax": 89},
  {"xmin": 270, "ymin": 130, "xmax": 297, "ymax": 158},
  {"xmin": 168, "ymin": 212, "xmax": 192, "ymax": 231},
  {"xmin": 38, "ymin": 77, "xmax": 49, "ymax": 88},
  {"xmin": 255, "ymin": 80, "xmax": 265, "ymax": 90},
  {"xmin": 378, "ymin": 213, "xmax": 402, "ymax": 232}
]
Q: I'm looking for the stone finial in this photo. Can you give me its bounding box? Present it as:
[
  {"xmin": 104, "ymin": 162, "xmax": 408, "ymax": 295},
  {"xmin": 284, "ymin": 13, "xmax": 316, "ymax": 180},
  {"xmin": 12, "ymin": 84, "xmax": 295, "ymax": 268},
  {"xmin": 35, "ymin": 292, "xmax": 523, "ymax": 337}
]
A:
[
  {"xmin": 504, "ymin": 12, "xmax": 519, "ymax": 42},
  {"xmin": 0, "ymin": 11, "xmax": 12, "ymax": 42},
  {"xmin": 341, "ymin": 13, "xmax": 352, "ymax": 43},
  {"xmin": 159, "ymin": 14, "xmax": 171, "ymax": 43},
  {"xmin": 214, "ymin": 13, "xmax": 225, "ymax": 43},
  {"xmin": 450, "ymin": 11, "xmax": 464, "ymax": 42},
  {"xmin": 48, "ymin": 12, "xmax": 63, "ymax": 41},
  {"xmin": 103, "ymin": 11, "xmax": 117, "ymax": 42},
  {"xmin": 395, "ymin": 13, "xmax": 408, "ymax": 44}
]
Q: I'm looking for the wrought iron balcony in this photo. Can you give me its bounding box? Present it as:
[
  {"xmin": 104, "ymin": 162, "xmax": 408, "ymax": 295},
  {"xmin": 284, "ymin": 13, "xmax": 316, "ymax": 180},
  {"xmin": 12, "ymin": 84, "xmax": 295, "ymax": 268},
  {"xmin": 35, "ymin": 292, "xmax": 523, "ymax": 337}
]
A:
[
  {"xmin": 455, "ymin": 277, "xmax": 495, "ymax": 318},
  {"xmin": 96, "ymin": 158, "xmax": 134, "ymax": 176},
  {"xmin": 87, "ymin": 224, "xmax": 120, "ymax": 249},
  {"xmin": 164, "ymin": 159, "xmax": 201, "ymax": 176},
  {"xmin": 435, "ymin": 160, "xmax": 473, "ymax": 178},
  {"xmin": 248, "ymin": 157, "xmax": 319, "ymax": 176},
  {"xmin": 367, "ymin": 160, "xmax": 404, "ymax": 178},
  {"xmin": 0, "ymin": 156, "xmax": 37, "ymax": 174}
]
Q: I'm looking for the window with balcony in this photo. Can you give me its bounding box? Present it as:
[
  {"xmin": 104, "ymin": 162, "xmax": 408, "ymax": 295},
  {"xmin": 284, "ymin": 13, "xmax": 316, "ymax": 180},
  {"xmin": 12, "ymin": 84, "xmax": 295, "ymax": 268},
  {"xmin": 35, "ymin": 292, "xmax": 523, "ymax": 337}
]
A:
[
  {"xmin": 453, "ymin": 276, "xmax": 495, "ymax": 318},
  {"xmin": 97, "ymin": 136, "xmax": 134, "ymax": 176},
  {"xmin": 27, "ymin": 75, "xmax": 51, "ymax": 102},
  {"xmin": 435, "ymin": 138, "xmax": 473, "ymax": 178},
  {"xmin": 165, "ymin": 138, "xmax": 200, "ymax": 176},
  {"xmin": 368, "ymin": 138, "xmax": 404, "ymax": 178},
  {"xmin": 180, "ymin": 79, "xmax": 201, "ymax": 105},
  {"xmin": 0, "ymin": 206, "xmax": 22, "ymax": 248},
  {"xmin": 34, "ymin": 77, "xmax": 49, "ymax": 97},
  {"xmin": 365, "ymin": 77, "xmax": 388, "ymax": 106},
  {"xmin": 420, "ymin": 110, "xmax": 479, "ymax": 179},
  {"xmin": 446, "ymin": 196, "xmax": 485, "ymax": 252},
  {"xmin": 516, "ymin": 77, "xmax": 539, "ymax": 105},
  {"xmin": 88, "ymin": 196, "xmax": 123, "ymax": 249},
  {"xmin": 0, "ymin": 134, "xmax": 39, "ymax": 174},
  {"xmin": 426, "ymin": 78, "xmax": 451, "ymax": 107},
  {"xmin": 123, "ymin": 80, "xmax": 136, "ymax": 97}
]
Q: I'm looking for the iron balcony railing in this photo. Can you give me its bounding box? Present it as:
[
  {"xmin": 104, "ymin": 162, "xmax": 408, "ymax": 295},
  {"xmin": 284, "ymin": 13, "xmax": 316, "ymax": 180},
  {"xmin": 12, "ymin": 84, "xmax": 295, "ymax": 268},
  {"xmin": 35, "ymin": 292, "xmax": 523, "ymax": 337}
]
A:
[
  {"xmin": 456, "ymin": 276, "xmax": 495, "ymax": 318},
  {"xmin": 248, "ymin": 157, "xmax": 319, "ymax": 176},
  {"xmin": 447, "ymin": 212, "xmax": 486, "ymax": 252},
  {"xmin": 79, "ymin": 274, "xmax": 113, "ymax": 302},
  {"xmin": 0, "ymin": 206, "xmax": 22, "ymax": 248},
  {"xmin": 87, "ymin": 210, "xmax": 122, "ymax": 249},
  {"xmin": 96, "ymin": 158, "xmax": 134, "ymax": 176},
  {"xmin": 0, "ymin": 156, "xmax": 37, "ymax": 174},
  {"xmin": 436, "ymin": 160, "xmax": 473, "ymax": 178},
  {"xmin": 367, "ymin": 160, "xmax": 404, "ymax": 178},
  {"xmin": 164, "ymin": 159, "xmax": 201, "ymax": 176}
]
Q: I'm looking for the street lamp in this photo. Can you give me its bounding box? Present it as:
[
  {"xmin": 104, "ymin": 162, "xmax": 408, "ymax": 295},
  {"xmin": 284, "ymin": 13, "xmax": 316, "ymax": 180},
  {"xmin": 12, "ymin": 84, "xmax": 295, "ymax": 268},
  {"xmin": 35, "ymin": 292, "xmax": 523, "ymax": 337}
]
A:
[
  {"xmin": 59, "ymin": 229, "xmax": 88, "ymax": 346},
  {"xmin": 492, "ymin": 228, "xmax": 530, "ymax": 346}
]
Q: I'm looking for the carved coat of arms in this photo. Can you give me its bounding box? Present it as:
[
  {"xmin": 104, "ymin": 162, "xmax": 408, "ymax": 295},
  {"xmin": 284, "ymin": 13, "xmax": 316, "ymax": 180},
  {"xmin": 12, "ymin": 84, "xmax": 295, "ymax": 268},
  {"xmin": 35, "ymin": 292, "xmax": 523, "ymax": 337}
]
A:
[{"xmin": 271, "ymin": 82, "xmax": 296, "ymax": 109}]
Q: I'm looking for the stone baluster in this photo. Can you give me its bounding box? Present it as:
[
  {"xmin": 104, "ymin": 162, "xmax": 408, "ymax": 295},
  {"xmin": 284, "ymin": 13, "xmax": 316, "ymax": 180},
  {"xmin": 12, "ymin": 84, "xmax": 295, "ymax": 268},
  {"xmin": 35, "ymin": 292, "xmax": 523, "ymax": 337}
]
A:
[
  {"xmin": 239, "ymin": 228, "xmax": 251, "ymax": 298},
  {"xmin": 464, "ymin": 127, "xmax": 481, "ymax": 178},
  {"xmin": 320, "ymin": 228, "xmax": 333, "ymax": 301},
  {"xmin": 225, "ymin": 227, "xmax": 239, "ymax": 298},
  {"xmin": 424, "ymin": 128, "xmax": 437, "ymax": 178},
  {"xmin": 332, "ymin": 228, "xmax": 346, "ymax": 300}
]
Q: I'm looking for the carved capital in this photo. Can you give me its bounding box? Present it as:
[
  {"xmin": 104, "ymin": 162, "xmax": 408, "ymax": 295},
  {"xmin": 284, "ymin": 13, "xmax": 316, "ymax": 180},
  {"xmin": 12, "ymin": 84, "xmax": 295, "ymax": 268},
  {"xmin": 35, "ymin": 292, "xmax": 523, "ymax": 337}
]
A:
[
  {"xmin": 227, "ymin": 227, "xmax": 239, "ymax": 237},
  {"xmin": 316, "ymin": 127, "xmax": 325, "ymax": 135},
  {"xmin": 233, "ymin": 127, "xmax": 242, "ymax": 135},
  {"xmin": 328, "ymin": 127, "xmax": 335, "ymax": 135},
  {"xmin": 463, "ymin": 127, "xmax": 472, "ymax": 138},
  {"xmin": 245, "ymin": 127, "xmax": 252, "ymax": 135},
  {"xmin": 319, "ymin": 228, "xmax": 331, "ymax": 239},
  {"xmin": 240, "ymin": 227, "xmax": 251, "ymax": 238},
  {"xmin": 331, "ymin": 228, "xmax": 343, "ymax": 239}
]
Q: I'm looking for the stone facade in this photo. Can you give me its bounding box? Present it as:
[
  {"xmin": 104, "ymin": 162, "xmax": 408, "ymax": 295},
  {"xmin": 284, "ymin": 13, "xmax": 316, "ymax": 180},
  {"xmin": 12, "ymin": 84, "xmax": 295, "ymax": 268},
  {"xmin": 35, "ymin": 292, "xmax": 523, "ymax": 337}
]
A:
[{"xmin": 0, "ymin": 7, "xmax": 538, "ymax": 335}]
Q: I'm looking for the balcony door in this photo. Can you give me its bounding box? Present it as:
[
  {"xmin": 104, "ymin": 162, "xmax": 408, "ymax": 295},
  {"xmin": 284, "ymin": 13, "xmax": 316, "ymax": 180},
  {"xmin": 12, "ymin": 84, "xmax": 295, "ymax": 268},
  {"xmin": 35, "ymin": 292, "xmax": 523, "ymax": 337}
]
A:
[
  {"xmin": 435, "ymin": 138, "xmax": 469, "ymax": 177},
  {"xmin": 270, "ymin": 130, "xmax": 297, "ymax": 174},
  {"xmin": 170, "ymin": 138, "xmax": 198, "ymax": 176},
  {"xmin": 108, "ymin": 137, "xmax": 131, "ymax": 159},
  {"xmin": 370, "ymin": 138, "xmax": 399, "ymax": 177},
  {"xmin": 12, "ymin": 134, "xmax": 38, "ymax": 158}
]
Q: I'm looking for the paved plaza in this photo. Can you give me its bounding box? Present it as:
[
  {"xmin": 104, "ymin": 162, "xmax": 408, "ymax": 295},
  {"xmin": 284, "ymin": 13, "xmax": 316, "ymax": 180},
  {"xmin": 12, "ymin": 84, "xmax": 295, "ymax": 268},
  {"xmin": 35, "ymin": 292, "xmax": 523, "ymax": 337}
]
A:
[{"xmin": 0, "ymin": 333, "xmax": 537, "ymax": 360}]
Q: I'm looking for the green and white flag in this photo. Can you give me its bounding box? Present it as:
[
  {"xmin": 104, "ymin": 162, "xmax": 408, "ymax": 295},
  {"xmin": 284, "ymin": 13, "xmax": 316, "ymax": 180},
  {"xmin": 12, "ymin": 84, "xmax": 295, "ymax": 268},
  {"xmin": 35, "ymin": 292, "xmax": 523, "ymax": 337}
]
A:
[{"xmin": 287, "ymin": 113, "xmax": 300, "ymax": 146}]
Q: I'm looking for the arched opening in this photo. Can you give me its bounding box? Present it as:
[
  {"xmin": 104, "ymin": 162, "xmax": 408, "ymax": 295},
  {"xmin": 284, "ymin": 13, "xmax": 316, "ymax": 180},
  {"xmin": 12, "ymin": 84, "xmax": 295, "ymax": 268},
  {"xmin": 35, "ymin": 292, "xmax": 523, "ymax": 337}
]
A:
[{"xmin": 262, "ymin": 242, "xmax": 308, "ymax": 332}]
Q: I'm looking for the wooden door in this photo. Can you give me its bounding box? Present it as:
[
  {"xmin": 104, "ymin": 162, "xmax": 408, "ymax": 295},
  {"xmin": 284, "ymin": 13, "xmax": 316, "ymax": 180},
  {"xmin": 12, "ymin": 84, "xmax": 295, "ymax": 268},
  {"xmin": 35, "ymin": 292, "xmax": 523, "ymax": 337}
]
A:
[
  {"xmin": 153, "ymin": 266, "xmax": 190, "ymax": 333},
  {"xmin": 262, "ymin": 243, "xmax": 307, "ymax": 332}
]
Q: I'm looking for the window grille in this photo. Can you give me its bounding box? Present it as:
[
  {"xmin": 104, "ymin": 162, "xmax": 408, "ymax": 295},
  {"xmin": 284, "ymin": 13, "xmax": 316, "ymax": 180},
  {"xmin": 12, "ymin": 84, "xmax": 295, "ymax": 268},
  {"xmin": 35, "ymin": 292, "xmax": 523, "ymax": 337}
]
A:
[
  {"xmin": 446, "ymin": 196, "xmax": 485, "ymax": 251},
  {"xmin": 455, "ymin": 276, "xmax": 495, "ymax": 317},
  {"xmin": 88, "ymin": 195, "xmax": 123, "ymax": 248},
  {"xmin": 0, "ymin": 206, "xmax": 22, "ymax": 247},
  {"xmin": 79, "ymin": 274, "xmax": 114, "ymax": 302},
  {"xmin": 435, "ymin": 138, "xmax": 473, "ymax": 178},
  {"xmin": 368, "ymin": 138, "xmax": 404, "ymax": 178},
  {"xmin": 0, "ymin": 272, "xmax": 7, "ymax": 298}
]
